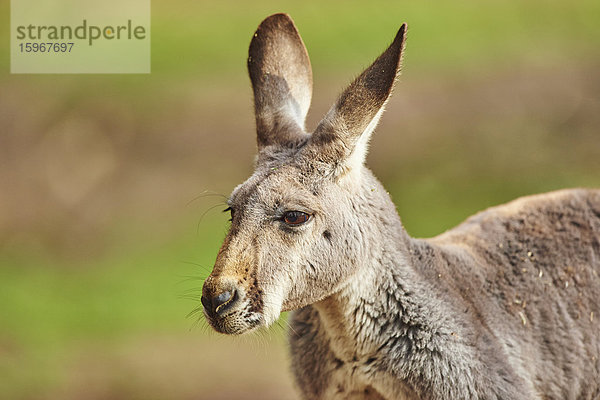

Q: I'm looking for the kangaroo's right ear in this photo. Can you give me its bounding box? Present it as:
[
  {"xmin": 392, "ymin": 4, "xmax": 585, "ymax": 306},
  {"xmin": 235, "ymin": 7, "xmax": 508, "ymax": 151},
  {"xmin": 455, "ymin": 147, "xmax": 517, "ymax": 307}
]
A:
[
  {"xmin": 308, "ymin": 24, "xmax": 407, "ymax": 177},
  {"xmin": 248, "ymin": 13, "xmax": 313, "ymax": 150}
]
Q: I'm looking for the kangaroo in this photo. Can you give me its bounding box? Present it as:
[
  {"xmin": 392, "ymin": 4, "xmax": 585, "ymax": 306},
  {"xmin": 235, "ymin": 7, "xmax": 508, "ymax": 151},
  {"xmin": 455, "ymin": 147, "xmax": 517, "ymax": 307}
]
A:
[{"xmin": 201, "ymin": 13, "xmax": 600, "ymax": 400}]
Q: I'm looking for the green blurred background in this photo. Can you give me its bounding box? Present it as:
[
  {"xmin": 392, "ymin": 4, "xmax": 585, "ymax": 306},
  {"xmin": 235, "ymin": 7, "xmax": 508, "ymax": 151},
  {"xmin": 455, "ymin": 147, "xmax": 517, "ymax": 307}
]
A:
[{"xmin": 1, "ymin": 0, "xmax": 599, "ymax": 399}]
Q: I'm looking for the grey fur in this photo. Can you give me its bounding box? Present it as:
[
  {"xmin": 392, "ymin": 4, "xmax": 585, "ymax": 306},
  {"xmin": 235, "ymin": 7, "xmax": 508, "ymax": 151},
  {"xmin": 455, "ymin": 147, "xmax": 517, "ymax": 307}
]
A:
[{"xmin": 202, "ymin": 13, "xmax": 600, "ymax": 399}]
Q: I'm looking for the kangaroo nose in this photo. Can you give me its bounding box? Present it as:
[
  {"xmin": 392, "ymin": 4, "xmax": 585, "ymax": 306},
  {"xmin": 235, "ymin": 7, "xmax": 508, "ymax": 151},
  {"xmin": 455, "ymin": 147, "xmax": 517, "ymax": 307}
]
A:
[{"xmin": 201, "ymin": 289, "xmax": 237, "ymax": 317}]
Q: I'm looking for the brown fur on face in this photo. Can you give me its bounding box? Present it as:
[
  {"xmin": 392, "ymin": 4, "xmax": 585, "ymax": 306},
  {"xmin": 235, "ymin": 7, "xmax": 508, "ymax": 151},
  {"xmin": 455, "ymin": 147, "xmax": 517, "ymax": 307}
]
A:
[{"xmin": 203, "ymin": 160, "xmax": 371, "ymax": 334}]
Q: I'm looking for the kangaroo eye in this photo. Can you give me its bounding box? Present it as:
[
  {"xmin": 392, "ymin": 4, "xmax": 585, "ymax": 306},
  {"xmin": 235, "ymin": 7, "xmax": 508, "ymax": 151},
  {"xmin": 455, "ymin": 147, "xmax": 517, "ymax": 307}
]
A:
[{"xmin": 283, "ymin": 211, "xmax": 310, "ymax": 226}]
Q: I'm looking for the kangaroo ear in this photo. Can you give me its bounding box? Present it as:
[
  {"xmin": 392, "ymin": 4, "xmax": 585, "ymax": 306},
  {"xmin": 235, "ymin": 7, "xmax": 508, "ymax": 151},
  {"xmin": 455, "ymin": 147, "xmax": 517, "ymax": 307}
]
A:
[
  {"xmin": 248, "ymin": 13, "xmax": 313, "ymax": 149},
  {"xmin": 309, "ymin": 24, "xmax": 407, "ymax": 174}
]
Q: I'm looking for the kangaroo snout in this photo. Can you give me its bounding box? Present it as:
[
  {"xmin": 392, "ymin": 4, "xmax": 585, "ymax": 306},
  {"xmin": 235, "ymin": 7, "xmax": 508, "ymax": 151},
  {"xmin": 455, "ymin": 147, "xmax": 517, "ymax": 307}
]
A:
[{"xmin": 201, "ymin": 269, "xmax": 264, "ymax": 335}]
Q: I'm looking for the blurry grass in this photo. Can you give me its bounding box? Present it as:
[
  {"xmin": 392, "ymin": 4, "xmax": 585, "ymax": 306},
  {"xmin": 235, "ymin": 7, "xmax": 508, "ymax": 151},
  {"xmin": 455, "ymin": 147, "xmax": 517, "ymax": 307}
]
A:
[
  {"xmin": 0, "ymin": 211, "xmax": 226, "ymax": 398},
  {"xmin": 0, "ymin": 213, "xmax": 226, "ymax": 341},
  {"xmin": 2, "ymin": 0, "xmax": 599, "ymax": 80},
  {"xmin": 152, "ymin": 0, "xmax": 600, "ymax": 77}
]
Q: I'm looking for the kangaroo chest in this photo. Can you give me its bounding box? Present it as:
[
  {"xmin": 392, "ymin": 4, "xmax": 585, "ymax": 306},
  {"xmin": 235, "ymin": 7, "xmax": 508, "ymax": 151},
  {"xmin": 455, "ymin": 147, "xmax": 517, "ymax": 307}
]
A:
[
  {"xmin": 316, "ymin": 309, "xmax": 419, "ymax": 400},
  {"xmin": 320, "ymin": 351, "xmax": 417, "ymax": 400}
]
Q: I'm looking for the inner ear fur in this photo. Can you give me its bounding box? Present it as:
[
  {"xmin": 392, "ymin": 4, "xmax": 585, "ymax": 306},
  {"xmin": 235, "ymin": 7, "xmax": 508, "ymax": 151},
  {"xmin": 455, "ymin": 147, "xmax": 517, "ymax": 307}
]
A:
[
  {"xmin": 309, "ymin": 24, "xmax": 407, "ymax": 169},
  {"xmin": 248, "ymin": 13, "xmax": 313, "ymax": 149}
]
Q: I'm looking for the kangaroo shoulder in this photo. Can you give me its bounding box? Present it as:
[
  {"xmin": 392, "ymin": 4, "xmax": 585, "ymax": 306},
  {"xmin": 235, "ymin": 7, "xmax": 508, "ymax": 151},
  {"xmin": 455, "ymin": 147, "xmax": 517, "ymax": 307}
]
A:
[{"xmin": 432, "ymin": 188, "xmax": 600, "ymax": 246}]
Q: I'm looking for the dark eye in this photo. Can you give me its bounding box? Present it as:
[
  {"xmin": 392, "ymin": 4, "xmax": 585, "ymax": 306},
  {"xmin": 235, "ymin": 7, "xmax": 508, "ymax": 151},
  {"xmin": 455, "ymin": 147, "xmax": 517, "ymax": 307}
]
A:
[{"xmin": 283, "ymin": 211, "xmax": 310, "ymax": 226}]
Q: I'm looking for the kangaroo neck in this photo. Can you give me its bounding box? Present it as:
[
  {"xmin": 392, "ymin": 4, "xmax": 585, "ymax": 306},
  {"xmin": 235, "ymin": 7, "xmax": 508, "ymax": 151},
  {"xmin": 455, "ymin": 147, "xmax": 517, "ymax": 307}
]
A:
[{"xmin": 313, "ymin": 209, "xmax": 431, "ymax": 358}]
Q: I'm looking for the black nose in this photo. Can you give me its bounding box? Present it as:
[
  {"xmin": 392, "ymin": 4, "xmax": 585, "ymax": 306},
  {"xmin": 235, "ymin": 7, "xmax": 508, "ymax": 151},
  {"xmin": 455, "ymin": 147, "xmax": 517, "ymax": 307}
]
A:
[{"xmin": 201, "ymin": 289, "xmax": 237, "ymax": 317}]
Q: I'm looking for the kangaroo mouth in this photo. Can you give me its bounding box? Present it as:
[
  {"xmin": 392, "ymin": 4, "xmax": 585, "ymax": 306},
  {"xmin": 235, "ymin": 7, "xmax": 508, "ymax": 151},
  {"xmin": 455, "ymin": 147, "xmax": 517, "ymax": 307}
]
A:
[
  {"xmin": 201, "ymin": 276, "xmax": 270, "ymax": 335},
  {"xmin": 203, "ymin": 304, "xmax": 263, "ymax": 335}
]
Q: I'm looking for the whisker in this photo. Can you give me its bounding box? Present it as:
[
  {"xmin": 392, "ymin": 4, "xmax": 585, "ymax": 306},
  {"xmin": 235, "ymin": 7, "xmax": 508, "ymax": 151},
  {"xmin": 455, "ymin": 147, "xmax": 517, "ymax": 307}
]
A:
[
  {"xmin": 196, "ymin": 202, "xmax": 228, "ymax": 234},
  {"xmin": 179, "ymin": 295, "xmax": 202, "ymax": 302},
  {"xmin": 186, "ymin": 191, "xmax": 228, "ymax": 207},
  {"xmin": 186, "ymin": 306, "xmax": 205, "ymax": 319},
  {"xmin": 179, "ymin": 261, "xmax": 213, "ymax": 274},
  {"xmin": 179, "ymin": 287, "xmax": 204, "ymax": 294},
  {"xmin": 175, "ymin": 274, "xmax": 206, "ymax": 283}
]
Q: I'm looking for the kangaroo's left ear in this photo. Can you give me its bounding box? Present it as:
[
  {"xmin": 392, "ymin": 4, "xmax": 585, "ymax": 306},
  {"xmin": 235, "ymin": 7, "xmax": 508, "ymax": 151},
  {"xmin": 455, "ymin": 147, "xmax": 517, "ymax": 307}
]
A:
[{"xmin": 308, "ymin": 24, "xmax": 407, "ymax": 175}]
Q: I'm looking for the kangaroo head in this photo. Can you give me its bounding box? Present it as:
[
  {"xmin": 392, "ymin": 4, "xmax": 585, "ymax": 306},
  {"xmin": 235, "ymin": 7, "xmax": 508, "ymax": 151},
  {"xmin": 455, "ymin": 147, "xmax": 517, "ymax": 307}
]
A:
[{"xmin": 202, "ymin": 13, "xmax": 407, "ymax": 334}]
